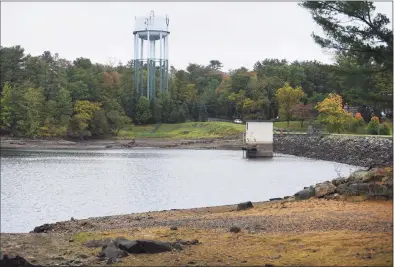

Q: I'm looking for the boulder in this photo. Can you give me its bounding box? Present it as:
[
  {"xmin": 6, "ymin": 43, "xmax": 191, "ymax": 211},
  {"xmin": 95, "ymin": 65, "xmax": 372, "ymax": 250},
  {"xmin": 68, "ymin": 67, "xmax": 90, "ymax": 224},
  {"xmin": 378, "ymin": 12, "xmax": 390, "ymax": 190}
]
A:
[
  {"xmin": 115, "ymin": 238, "xmax": 143, "ymax": 254},
  {"xmin": 32, "ymin": 223, "xmax": 53, "ymax": 233},
  {"xmin": 237, "ymin": 201, "xmax": 253, "ymax": 211},
  {"xmin": 294, "ymin": 188, "xmax": 315, "ymax": 200},
  {"xmin": 98, "ymin": 244, "xmax": 128, "ymax": 260},
  {"xmin": 348, "ymin": 170, "xmax": 371, "ymax": 182},
  {"xmin": 136, "ymin": 240, "xmax": 173, "ymax": 253},
  {"xmin": 336, "ymin": 182, "xmax": 390, "ymax": 197},
  {"xmin": 0, "ymin": 254, "xmax": 42, "ymax": 267},
  {"xmin": 331, "ymin": 177, "xmax": 347, "ymax": 187},
  {"xmin": 230, "ymin": 226, "xmax": 241, "ymax": 233},
  {"xmin": 315, "ymin": 181, "xmax": 337, "ymax": 198}
]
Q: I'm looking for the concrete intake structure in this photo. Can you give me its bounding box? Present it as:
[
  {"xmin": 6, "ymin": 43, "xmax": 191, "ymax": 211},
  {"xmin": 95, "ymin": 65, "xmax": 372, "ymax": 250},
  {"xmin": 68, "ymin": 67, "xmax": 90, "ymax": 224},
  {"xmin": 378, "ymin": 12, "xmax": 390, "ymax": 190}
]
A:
[
  {"xmin": 133, "ymin": 11, "xmax": 170, "ymax": 101},
  {"xmin": 242, "ymin": 121, "xmax": 274, "ymax": 158}
]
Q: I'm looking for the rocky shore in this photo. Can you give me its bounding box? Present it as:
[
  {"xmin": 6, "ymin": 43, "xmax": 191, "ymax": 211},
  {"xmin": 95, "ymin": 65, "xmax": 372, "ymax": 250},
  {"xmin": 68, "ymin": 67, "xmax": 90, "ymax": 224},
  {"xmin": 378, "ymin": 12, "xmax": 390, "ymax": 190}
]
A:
[
  {"xmin": 1, "ymin": 167, "xmax": 392, "ymax": 266},
  {"xmin": 274, "ymin": 134, "xmax": 393, "ymax": 167}
]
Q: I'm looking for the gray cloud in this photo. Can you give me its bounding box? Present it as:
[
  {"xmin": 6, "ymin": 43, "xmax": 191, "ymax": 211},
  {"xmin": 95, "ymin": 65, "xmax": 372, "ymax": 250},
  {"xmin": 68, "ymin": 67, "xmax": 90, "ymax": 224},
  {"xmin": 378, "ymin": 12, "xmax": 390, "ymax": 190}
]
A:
[{"xmin": 1, "ymin": 2, "xmax": 392, "ymax": 71}]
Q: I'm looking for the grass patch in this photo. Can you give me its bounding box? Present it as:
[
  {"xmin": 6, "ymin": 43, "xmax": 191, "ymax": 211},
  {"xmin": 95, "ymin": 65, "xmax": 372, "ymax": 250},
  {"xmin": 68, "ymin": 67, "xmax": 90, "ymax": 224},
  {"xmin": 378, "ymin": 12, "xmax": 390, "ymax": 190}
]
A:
[
  {"xmin": 70, "ymin": 228, "xmax": 392, "ymax": 266},
  {"xmin": 118, "ymin": 122, "xmax": 245, "ymax": 139},
  {"xmin": 117, "ymin": 120, "xmax": 391, "ymax": 139},
  {"xmin": 274, "ymin": 121, "xmax": 308, "ymax": 132}
]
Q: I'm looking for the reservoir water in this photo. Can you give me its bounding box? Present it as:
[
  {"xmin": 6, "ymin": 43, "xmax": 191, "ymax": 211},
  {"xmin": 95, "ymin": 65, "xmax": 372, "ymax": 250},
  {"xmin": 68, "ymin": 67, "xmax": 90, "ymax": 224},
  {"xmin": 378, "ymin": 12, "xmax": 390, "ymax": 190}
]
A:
[{"xmin": 1, "ymin": 148, "xmax": 360, "ymax": 233}]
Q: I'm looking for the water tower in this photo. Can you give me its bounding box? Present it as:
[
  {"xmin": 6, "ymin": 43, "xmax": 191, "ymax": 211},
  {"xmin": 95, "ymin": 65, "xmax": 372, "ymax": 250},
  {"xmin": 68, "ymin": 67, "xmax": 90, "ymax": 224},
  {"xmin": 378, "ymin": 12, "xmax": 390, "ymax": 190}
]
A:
[{"xmin": 133, "ymin": 11, "xmax": 170, "ymax": 101}]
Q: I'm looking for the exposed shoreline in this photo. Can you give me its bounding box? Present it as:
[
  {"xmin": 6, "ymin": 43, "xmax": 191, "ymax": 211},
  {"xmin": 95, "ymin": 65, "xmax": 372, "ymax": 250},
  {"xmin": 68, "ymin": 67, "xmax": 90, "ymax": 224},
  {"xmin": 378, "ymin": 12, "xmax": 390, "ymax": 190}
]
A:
[
  {"xmin": 1, "ymin": 197, "xmax": 392, "ymax": 266},
  {"xmin": 0, "ymin": 137, "xmax": 243, "ymax": 150}
]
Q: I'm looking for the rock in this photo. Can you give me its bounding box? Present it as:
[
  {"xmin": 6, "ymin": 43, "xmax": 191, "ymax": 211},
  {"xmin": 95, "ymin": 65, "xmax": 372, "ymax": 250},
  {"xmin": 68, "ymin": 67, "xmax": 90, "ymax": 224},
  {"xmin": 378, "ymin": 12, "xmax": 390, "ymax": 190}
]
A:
[
  {"xmin": 269, "ymin": 198, "xmax": 282, "ymax": 201},
  {"xmin": 336, "ymin": 182, "xmax": 390, "ymax": 197},
  {"xmin": 0, "ymin": 254, "xmax": 41, "ymax": 267},
  {"xmin": 115, "ymin": 238, "xmax": 143, "ymax": 254},
  {"xmin": 273, "ymin": 135, "xmax": 393, "ymax": 167},
  {"xmin": 230, "ymin": 226, "xmax": 241, "ymax": 233},
  {"xmin": 170, "ymin": 226, "xmax": 178, "ymax": 230},
  {"xmin": 136, "ymin": 240, "xmax": 173, "ymax": 254},
  {"xmin": 98, "ymin": 244, "xmax": 128, "ymax": 260},
  {"xmin": 294, "ymin": 188, "xmax": 315, "ymax": 200},
  {"xmin": 331, "ymin": 177, "xmax": 347, "ymax": 187},
  {"xmin": 323, "ymin": 193, "xmax": 341, "ymax": 200},
  {"xmin": 348, "ymin": 170, "xmax": 371, "ymax": 182},
  {"xmin": 315, "ymin": 181, "xmax": 337, "ymax": 198},
  {"xmin": 94, "ymin": 237, "xmax": 179, "ymax": 256},
  {"xmin": 172, "ymin": 243, "xmax": 183, "ymax": 251},
  {"xmin": 237, "ymin": 201, "xmax": 253, "ymax": 211},
  {"xmin": 32, "ymin": 223, "xmax": 53, "ymax": 233}
]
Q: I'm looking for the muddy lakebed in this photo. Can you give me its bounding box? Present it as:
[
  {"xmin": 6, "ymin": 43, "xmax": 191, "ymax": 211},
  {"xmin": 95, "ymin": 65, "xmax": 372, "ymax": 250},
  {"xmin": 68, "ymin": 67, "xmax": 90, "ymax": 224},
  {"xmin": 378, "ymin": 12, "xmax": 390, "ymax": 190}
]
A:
[{"xmin": 0, "ymin": 148, "xmax": 360, "ymax": 233}]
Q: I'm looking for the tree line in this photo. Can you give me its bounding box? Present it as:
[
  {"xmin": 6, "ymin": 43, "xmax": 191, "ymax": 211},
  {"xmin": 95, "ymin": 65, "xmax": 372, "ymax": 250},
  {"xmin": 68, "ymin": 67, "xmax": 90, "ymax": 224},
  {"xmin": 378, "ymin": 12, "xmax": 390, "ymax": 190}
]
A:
[{"xmin": 0, "ymin": 1, "xmax": 392, "ymax": 138}]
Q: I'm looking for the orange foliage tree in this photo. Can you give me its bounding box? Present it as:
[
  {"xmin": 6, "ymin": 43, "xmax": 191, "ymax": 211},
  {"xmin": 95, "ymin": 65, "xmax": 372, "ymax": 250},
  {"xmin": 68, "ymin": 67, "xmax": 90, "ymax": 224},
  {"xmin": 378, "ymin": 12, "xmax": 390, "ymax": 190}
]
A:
[
  {"xmin": 351, "ymin": 112, "xmax": 365, "ymax": 133},
  {"xmin": 315, "ymin": 93, "xmax": 352, "ymax": 133}
]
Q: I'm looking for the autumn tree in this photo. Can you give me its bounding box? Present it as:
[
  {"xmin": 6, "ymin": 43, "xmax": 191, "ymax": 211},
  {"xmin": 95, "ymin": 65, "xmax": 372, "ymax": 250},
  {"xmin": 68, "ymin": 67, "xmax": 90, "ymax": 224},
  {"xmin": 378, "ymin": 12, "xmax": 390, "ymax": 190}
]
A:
[
  {"xmin": 290, "ymin": 103, "xmax": 313, "ymax": 127},
  {"xmin": 275, "ymin": 83, "xmax": 305, "ymax": 125},
  {"xmin": 315, "ymin": 93, "xmax": 352, "ymax": 133},
  {"xmin": 69, "ymin": 100, "xmax": 101, "ymax": 139}
]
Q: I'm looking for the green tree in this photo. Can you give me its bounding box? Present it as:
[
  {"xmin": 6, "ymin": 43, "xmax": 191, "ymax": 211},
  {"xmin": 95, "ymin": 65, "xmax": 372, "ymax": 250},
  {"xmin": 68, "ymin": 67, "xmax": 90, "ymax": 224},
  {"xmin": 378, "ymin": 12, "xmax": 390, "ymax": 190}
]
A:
[
  {"xmin": 135, "ymin": 96, "xmax": 152, "ymax": 124},
  {"xmin": 300, "ymin": 1, "xmax": 392, "ymax": 72},
  {"xmin": 18, "ymin": 88, "xmax": 45, "ymax": 137},
  {"xmin": 301, "ymin": 1, "xmax": 393, "ymax": 108},
  {"xmin": 0, "ymin": 83, "xmax": 24, "ymax": 134},
  {"xmin": 275, "ymin": 83, "xmax": 305, "ymax": 125},
  {"xmin": 106, "ymin": 110, "xmax": 131, "ymax": 135}
]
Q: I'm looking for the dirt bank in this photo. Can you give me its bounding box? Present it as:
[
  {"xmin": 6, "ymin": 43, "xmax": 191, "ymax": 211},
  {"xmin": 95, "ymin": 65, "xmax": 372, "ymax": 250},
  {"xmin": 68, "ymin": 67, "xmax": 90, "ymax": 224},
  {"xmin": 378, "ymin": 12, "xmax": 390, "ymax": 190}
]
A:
[
  {"xmin": 0, "ymin": 137, "xmax": 243, "ymax": 150},
  {"xmin": 1, "ymin": 198, "xmax": 392, "ymax": 266}
]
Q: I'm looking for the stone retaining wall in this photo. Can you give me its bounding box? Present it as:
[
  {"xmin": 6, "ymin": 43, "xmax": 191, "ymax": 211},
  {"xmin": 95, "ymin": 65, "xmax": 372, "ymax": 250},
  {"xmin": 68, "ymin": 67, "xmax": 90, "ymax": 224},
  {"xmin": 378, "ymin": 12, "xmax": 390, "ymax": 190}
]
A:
[{"xmin": 273, "ymin": 134, "xmax": 393, "ymax": 167}]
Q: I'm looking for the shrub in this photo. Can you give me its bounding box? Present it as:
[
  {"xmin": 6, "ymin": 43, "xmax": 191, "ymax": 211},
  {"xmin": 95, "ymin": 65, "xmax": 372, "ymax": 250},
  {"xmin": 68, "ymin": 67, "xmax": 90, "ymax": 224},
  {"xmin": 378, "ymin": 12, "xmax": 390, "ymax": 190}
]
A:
[
  {"xmin": 378, "ymin": 122, "xmax": 392, "ymax": 135},
  {"xmin": 367, "ymin": 116, "xmax": 380, "ymax": 135},
  {"xmin": 350, "ymin": 112, "xmax": 365, "ymax": 133}
]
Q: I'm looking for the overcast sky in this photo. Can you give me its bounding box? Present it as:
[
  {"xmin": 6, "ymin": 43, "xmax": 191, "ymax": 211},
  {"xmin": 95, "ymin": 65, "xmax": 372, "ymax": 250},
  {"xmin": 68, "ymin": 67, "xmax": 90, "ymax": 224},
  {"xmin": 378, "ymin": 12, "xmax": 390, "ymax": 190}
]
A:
[{"xmin": 1, "ymin": 2, "xmax": 392, "ymax": 71}]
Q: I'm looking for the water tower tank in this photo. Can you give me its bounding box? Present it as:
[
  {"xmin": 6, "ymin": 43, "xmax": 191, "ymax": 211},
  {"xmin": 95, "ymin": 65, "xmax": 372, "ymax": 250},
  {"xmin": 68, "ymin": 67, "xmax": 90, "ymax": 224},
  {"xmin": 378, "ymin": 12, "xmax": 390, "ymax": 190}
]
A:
[
  {"xmin": 133, "ymin": 11, "xmax": 170, "ymax": 101},
  {"xmin": 133, "ymin": 12, "xmax": 169, "ymax": 40}
]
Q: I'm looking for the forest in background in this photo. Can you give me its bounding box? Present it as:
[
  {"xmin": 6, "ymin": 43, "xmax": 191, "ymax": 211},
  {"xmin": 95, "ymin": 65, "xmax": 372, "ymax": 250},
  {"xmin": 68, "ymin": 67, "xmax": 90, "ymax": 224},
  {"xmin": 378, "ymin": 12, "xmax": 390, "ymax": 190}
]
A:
[{"xmin": 0, "ymin": 1, "xmax": 392, "ymax": 138}]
